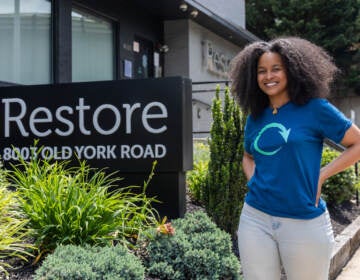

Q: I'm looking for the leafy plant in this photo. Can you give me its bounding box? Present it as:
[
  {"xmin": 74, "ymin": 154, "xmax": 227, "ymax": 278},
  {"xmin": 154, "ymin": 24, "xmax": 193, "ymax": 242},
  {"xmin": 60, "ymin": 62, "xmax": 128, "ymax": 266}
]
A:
[
  {"xmin": 8, "ymin": 146, "xmax": 160, "ymax": 258},
  {"xmin": 142, "ymin": 211, "xmax": 242, "ymax": 280},
  {"xmin": 321, "ymin": 146, "xmax": 359, "ymax": 205},
  {"xmin": 193, "ymin": 142, "xmax": 210, "ymax": 164},
  {"xmin": 34, "ymin": 244, "xmax": 145, "ymax": 280},
  {"xmin": 186, "ymin": 142, "xmax": 210, "ymax": 202},
  {"xmin": 187, "ymin": 160, "xmax": 208, "ymax": 202},
  {"xmin": 0, "ymin": 162, "xmax": 34, "ymax": 276},
  {"xmin": 204, "ymin": 85, "xmax": 247, "ymax": 236}
]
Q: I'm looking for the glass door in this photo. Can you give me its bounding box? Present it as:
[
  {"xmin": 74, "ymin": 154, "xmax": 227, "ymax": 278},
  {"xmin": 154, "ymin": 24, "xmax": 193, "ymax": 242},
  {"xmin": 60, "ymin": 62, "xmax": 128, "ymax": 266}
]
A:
[{"xmin": 133, "ymin": 36, "xmax": 154, "ymax": 79}]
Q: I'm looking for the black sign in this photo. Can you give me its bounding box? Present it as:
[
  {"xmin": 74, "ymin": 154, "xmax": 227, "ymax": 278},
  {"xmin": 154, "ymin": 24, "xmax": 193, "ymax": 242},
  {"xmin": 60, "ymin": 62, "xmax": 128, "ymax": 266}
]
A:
[
  {"xmin": 0, "ymin": 77, "xmax": 193, "ymax": 218},
  {"xmin": 0, "ymin": 77, "xmax": 192, "ymax": 171}
]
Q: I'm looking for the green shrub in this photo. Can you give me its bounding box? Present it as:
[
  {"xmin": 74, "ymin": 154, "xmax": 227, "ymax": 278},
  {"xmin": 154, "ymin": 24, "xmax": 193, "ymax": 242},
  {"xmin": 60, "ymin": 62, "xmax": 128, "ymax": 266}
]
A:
[
  {"xmin": 193, "ymin": 142, "xmax": 210, "ymax": 164},
  {"xmin": 8, "ymin": 147, "xmax": 160, "ymax": 255},
  {"xmin": 0, "ymin": 162, "xmax": 34, "ymax": 276},
  {"xmin": 204, "ymin": 85, "xmax": 247, "ymax": 236},
  {"xmin": 186, "ymin": 159, "xmax": 208, "ymax": 203},
  {"xmin": 321, "ymin": 146, "xmax": 359, "ymax": 205},
  {"xmin": 143, "ymin": 211, "xmax": 241, "ymax": 280},
  {"xmin": 34, "ymin": 244, "xmax": 145, "ymax": 280},
  {"xmin": 186, "ymin": 142, "xmax": 210, "ymax": 202}
]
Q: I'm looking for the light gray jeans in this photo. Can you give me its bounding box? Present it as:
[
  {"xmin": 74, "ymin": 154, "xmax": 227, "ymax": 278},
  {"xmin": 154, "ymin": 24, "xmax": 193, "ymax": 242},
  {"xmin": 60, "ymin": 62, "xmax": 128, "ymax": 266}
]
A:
[{"xmin": 237, "ymin": 203, "xmax": 334, "ymax": 280}]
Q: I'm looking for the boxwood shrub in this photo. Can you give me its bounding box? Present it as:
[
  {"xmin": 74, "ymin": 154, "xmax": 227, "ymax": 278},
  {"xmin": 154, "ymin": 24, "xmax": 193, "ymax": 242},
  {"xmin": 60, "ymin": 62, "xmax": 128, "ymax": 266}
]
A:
[
  {"xmin": 143, "ymin": 211, "xmax": 242, "ymax": 280},
  {"xmin": 34, "ymin": 244, "xmax": 145, "ymax": 280}
]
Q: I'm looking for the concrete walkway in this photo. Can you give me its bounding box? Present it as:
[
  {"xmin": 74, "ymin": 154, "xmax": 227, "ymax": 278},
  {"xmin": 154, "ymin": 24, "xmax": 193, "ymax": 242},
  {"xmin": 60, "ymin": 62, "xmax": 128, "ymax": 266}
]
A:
[
  {"xmin": 331, "ymin": 215, "xmax": 360, "ymax": 279},
  {"xmin": 335, "ymin": 245, "xmax": 360, "ymax": 279}
]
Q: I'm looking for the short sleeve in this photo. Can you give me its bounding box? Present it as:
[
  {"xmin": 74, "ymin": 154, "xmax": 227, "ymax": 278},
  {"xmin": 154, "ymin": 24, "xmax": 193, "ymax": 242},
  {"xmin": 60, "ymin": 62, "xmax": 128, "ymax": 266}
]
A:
[
  {"xmin": 317, "ymin": 99, "xmax": 352, "ymax": 143},
  {"xmin": 244, "ymin": 116, "xmax": 252, "ymax": 154}
]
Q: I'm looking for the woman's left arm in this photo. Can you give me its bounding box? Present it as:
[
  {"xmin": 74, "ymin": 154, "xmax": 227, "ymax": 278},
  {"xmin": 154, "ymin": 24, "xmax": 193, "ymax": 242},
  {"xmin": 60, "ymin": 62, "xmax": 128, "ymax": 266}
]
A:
[{"xmin": 316, "ymin": 124, "xmax": 360, "ymax": 206}]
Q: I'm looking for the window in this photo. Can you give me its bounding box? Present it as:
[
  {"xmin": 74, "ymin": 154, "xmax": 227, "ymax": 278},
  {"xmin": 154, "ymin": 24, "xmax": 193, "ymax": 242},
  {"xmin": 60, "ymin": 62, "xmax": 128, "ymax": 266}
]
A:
[
  {"xmin": 0, "ymin": 0, "xmax": 51, "ymax": 84},
  {"xmin": 72, "ymin": 8, "xmax": 114, "ymax": 82}
]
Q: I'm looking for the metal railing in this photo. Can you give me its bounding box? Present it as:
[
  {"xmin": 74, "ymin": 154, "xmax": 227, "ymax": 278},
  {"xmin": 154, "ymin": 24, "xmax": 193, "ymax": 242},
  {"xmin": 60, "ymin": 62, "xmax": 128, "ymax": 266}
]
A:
[
  {"xmin": 192, "ymin": 81, "xmax": 230, "ymax": 137},
  {"xmin": 192, "ymin": 80, "xmax": 230, "ymax": 94}
]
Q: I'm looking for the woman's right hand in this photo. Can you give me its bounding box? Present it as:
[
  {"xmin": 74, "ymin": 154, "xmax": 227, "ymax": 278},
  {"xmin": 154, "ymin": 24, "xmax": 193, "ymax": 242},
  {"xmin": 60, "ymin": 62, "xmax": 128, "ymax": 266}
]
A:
[{"xmin": 242, "ymin": 151, "xmax": 255, "ymax": 181}]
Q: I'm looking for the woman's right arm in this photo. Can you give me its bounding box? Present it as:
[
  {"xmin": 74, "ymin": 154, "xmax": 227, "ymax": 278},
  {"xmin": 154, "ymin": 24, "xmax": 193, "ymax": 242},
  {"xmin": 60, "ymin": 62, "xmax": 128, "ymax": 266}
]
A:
[{"xmin": 242, "ymin": 151, "xmax": 255, "ymax": 181}]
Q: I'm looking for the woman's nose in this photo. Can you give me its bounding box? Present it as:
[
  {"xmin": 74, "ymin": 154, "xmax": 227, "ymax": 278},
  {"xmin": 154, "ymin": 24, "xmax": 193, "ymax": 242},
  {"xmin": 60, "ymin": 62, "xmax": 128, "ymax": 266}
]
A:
[{"xmin": 265, "ymin": 71, "xmax": 274, "ymax": 80}]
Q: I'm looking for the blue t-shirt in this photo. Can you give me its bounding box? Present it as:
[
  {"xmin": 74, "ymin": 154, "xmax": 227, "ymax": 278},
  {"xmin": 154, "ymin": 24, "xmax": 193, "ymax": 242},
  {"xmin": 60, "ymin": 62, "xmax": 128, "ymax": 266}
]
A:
[{"xmin": 244, "ymin": 98, "xmax": 352, "ymax": 219}]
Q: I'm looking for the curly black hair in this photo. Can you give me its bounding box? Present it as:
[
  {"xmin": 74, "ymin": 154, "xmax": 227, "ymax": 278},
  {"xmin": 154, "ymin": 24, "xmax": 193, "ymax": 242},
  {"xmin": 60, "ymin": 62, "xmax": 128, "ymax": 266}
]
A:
[{"xmin": 229, "ymin": 37, "xmax": 339, "ymax": 118}]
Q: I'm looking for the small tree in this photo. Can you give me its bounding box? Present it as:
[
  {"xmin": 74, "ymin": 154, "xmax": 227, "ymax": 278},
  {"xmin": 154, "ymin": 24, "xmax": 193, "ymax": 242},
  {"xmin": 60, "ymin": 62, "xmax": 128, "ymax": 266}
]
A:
[{"xmin": 203, "ymin": 85, "xmax": 247, "ymax": 236}]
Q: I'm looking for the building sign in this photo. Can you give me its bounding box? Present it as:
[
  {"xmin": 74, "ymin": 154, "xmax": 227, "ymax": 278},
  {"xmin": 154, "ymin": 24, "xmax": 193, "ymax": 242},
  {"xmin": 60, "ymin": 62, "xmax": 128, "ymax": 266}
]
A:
[
  {"xmin": 203, "ymin": 40, "xmax": 232, "ymax": 78},
  {"xmin": 0, "ymin": 77, "xmax": 193, "ymax": 218}
]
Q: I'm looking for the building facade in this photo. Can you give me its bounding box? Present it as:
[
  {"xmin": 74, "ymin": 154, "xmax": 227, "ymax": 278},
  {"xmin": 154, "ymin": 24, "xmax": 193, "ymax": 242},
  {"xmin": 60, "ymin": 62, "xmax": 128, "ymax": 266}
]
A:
[
  {"xmin": 0, "ymin": 0, "xmax": 259, "ymax": 217},
  {"xmin": 0, "ymin": 0, "xmax": 258, "ymax": 138}
]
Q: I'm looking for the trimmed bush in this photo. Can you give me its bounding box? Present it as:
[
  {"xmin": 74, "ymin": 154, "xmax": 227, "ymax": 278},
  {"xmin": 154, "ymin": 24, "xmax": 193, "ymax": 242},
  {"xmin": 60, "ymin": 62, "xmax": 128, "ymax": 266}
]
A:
[
  {"xmin": 321, "ymin": 146, "xmax": 359, "ymax": 205},
  {"xmin": 143, "ymin": 211, "xmax": 242, "ymax": 280},
  {"xmin": 34, "ymin": 244, "xmax": 145, "ymax": 280}
]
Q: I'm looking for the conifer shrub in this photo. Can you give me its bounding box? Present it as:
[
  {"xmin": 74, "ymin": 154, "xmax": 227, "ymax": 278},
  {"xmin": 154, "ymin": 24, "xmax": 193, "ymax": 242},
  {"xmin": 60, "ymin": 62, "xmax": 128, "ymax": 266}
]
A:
[
  {"xmin": 204, "ymin": 85, "xmax": 247, "ymax": 236},
  {"xmin": 321, "ymin": 146, "xmax": 359, "ymax": 205},
  {"xmin": 34, "ymin": 244, "xmax": 145, "ymax": 280},
  {"xmin": 143, "ymin": 211, "xmax": 242, "ymax": 280}
]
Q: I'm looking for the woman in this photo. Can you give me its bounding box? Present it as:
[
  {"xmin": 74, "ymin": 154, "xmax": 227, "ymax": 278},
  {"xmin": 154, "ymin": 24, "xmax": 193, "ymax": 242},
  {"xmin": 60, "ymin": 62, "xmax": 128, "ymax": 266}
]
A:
[{"xmin": 230, "ymin": 37, "xmax": 360, "ymax": 280}]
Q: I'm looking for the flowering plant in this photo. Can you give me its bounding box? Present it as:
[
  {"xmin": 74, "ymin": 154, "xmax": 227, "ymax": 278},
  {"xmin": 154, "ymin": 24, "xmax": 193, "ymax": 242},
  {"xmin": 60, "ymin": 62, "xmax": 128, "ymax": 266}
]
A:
[{"xmin": 156, "ymin": 217, "xmax": 175, "ymax": 236}]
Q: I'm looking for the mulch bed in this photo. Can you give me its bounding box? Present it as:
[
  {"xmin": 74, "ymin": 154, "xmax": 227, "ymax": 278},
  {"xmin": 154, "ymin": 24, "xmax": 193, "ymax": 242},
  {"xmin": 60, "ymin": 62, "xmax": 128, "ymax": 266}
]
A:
[
  {"xmin": 2, "ymin": 196, "xmax": 360, "ymax": 280},
  {"xmin": 327, "ymin": 198, "xmax": 360, "ymax": 236}
]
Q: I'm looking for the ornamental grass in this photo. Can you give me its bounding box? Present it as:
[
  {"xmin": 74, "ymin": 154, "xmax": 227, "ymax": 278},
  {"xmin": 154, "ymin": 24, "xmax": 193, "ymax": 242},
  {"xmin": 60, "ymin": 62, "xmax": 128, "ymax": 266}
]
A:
[{"xmin": 7, "ymin": 146, "xmax": 160, "ymax": 260}]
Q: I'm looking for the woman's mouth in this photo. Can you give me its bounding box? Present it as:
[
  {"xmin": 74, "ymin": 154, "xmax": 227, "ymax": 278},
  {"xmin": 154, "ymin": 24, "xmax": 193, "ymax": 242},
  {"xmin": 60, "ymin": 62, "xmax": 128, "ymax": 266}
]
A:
[{"xmin": 265, "ymin": 82, "xmax": 278, "ymax": 87}]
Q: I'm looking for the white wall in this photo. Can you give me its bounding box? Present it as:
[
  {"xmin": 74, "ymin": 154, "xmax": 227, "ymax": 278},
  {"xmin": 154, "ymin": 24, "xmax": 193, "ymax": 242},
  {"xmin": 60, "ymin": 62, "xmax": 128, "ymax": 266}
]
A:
[
  {"xmin": 189, "ymin": 21, "xmax": 241, "ymax": 137},
  {"xmin": 188, "ymin": 20, "xmax": 241, "ymax": 81},
  {"xmin": 164, "ymin": 19, "xmax": 243, "ymax": 138},
  {"xmin": 192, "ymin": 0, "xmax": 246, "ymax": 28}
]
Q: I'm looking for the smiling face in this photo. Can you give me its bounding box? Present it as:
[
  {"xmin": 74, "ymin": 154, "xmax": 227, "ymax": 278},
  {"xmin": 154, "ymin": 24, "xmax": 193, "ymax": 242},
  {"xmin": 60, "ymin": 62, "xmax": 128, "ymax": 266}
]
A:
[{"xmin": 257, "ymin": 52, "xmax": 289, "ymax": 103}]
